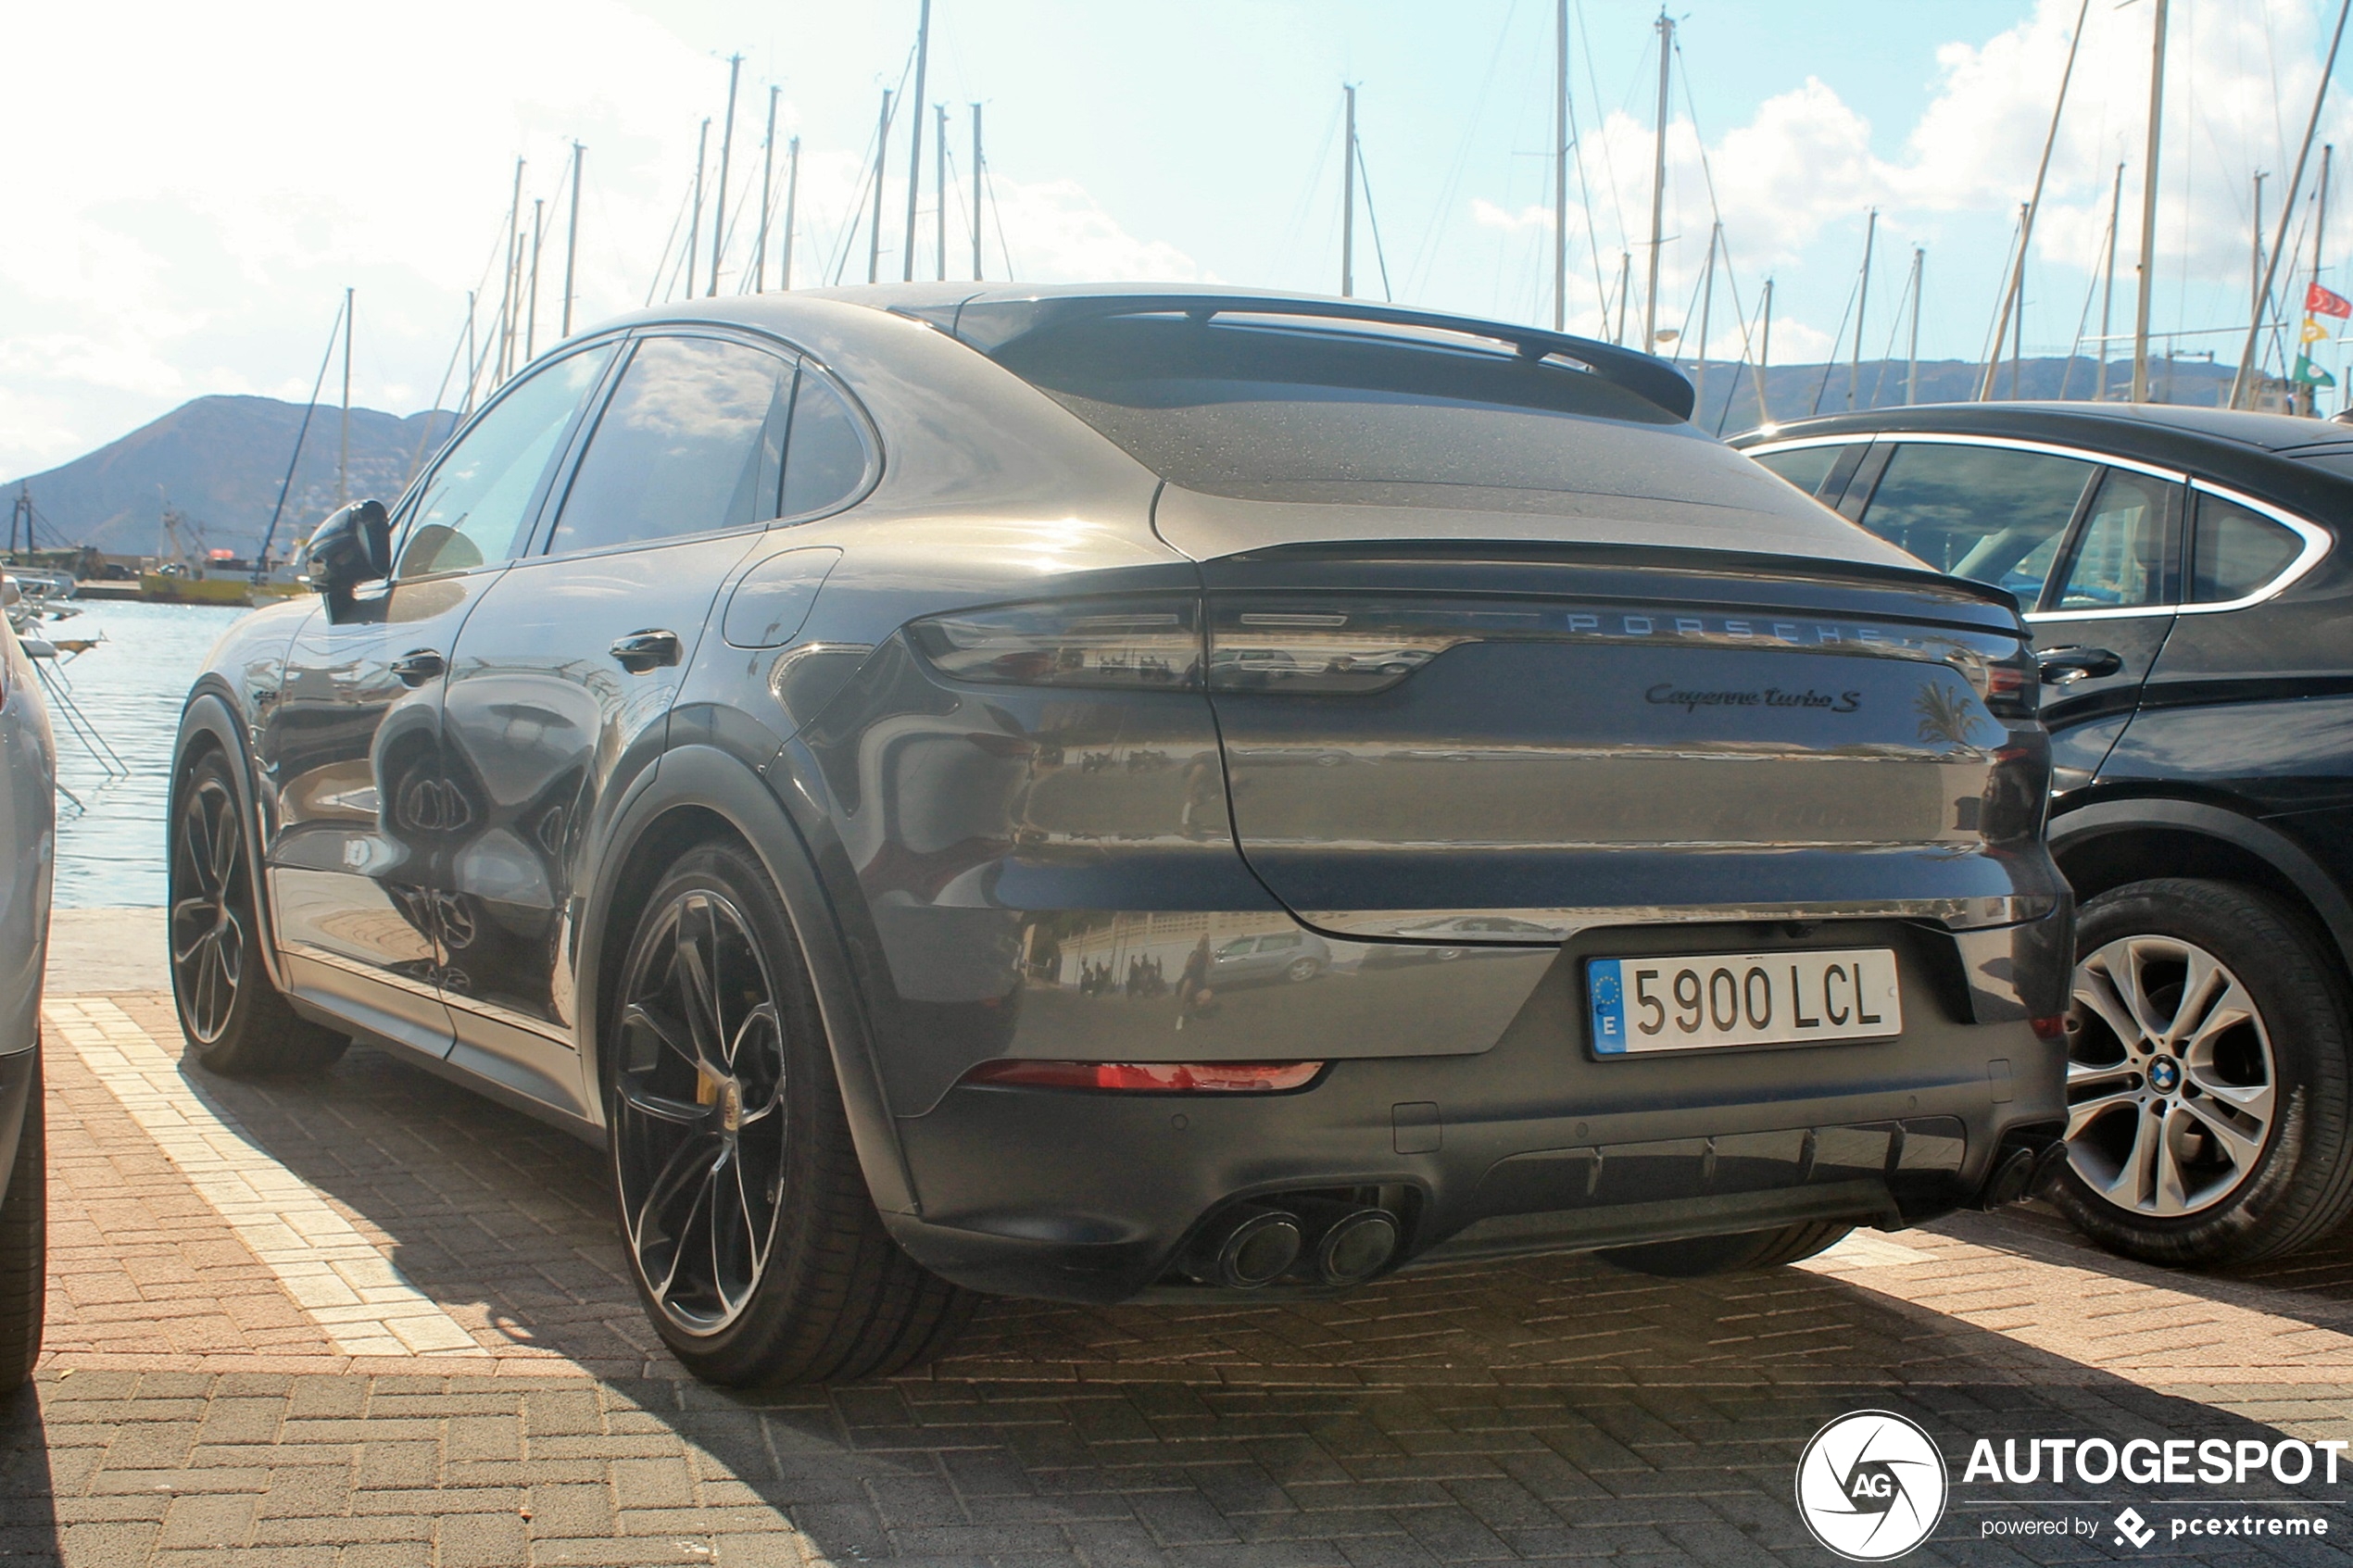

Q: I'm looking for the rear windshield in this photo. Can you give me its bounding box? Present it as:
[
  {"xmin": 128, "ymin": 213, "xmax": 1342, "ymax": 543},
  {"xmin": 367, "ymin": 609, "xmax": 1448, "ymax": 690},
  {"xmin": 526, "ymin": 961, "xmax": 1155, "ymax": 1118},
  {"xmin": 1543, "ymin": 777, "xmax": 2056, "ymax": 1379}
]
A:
[{"xmin": 988, "ymin": 315, "xmax": 1691, "ymax": 495}]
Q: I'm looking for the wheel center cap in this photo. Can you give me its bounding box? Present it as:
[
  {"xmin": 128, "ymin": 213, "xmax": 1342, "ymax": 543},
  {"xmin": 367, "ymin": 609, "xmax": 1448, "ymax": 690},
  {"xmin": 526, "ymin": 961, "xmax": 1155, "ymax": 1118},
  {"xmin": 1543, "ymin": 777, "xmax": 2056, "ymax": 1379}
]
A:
[
  {"xmin": 719, "ymin": 1079, "xmax": 743, "ymax": 1135},
  {"xmin": 2148, "ymin": 1056, "xmax": 2183, "ymax": 1094}
]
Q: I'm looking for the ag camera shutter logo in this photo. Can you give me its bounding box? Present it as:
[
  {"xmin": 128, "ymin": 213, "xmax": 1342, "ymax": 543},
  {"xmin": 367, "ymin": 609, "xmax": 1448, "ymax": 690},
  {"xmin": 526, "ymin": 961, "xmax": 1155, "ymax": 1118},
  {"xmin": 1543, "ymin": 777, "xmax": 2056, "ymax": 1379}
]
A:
[{"xmin": 1796, "ymin": 1411, "xmax": 1949, "ymax": 1561}]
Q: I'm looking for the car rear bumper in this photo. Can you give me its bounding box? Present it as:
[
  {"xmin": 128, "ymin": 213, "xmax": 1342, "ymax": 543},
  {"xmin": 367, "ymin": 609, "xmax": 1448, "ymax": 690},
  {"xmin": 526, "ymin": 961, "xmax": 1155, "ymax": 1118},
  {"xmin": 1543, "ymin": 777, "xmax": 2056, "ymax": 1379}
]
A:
[{"xmin": 882, "ymin": 907, "xmax": 2070, "ymax": 1302}]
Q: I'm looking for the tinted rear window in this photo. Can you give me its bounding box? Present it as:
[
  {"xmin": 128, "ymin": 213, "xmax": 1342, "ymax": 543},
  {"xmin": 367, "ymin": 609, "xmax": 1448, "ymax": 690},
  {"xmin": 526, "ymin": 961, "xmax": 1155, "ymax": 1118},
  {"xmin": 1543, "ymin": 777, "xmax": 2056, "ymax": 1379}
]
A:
[{"xmin": 988, "ymin": 315, "xmax": 1685, "ymax": 495}]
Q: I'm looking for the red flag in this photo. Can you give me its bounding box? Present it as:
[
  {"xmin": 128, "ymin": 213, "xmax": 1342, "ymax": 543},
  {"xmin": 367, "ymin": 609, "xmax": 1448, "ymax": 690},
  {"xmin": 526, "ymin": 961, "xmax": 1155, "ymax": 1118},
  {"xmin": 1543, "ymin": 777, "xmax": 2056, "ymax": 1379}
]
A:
[{"xmin": 2309, "ymin": 281, "xmax": 2353, "ymax": 319}]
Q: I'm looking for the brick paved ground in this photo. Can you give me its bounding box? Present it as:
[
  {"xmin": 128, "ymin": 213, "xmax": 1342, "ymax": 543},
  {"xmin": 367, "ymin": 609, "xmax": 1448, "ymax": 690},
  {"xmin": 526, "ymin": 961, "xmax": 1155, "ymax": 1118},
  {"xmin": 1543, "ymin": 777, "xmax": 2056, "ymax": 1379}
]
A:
[{"xmin": 9, "ymin": 989, "xmax": 2353, "ymax": 1565}]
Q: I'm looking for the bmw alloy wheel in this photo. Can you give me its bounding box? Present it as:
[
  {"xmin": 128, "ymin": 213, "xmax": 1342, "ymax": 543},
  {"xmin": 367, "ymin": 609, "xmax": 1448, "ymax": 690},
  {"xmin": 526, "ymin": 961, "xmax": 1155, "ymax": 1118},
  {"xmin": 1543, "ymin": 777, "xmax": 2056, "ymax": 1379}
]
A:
[
  {"xmin": 611, "ymin": 889, "xmax": 788, "ymax": 1337},
  {"xmin": 169, "ymin": 773, "xmax": 247, "ymax": 1045},
  {"xmin": 2065, "ymin": 934, "xmax": 2279, "ymax": 1218}
]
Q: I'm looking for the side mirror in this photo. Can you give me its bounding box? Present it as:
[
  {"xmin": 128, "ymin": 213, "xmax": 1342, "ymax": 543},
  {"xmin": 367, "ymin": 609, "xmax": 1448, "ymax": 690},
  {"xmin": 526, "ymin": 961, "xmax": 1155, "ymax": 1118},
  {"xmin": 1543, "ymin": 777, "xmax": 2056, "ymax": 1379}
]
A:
[{"xmin": 303, "ymin": 500, "xmax": 391, "ymax": 615}]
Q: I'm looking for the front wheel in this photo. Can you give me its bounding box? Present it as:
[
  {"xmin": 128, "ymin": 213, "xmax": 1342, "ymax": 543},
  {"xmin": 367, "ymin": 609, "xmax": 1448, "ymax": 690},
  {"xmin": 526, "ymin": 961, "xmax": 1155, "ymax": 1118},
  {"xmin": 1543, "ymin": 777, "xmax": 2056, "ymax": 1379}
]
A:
[
  {"xmin": 169, "ymin": 750, "xmax": 348, "ymax": 1076},
  {"xmin": 1285, "ymin": 957, "xmax": 1322, "ymax": 984},
  {"xmin": 608, "ymin": 840, "xmax": 972, "ymax": 1385},
  {"xmin": 2047, "ymin": 878, "xmax": 2353, "ymax": 1267}
]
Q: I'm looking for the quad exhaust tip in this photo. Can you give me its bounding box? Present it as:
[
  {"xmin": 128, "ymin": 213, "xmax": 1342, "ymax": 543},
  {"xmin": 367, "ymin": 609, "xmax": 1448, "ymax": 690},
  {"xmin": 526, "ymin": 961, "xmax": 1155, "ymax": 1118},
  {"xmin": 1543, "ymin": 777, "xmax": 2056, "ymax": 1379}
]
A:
[{"xmin": 1185, "ymin": 1198, "xmax": 1403, "ymax": 1288}]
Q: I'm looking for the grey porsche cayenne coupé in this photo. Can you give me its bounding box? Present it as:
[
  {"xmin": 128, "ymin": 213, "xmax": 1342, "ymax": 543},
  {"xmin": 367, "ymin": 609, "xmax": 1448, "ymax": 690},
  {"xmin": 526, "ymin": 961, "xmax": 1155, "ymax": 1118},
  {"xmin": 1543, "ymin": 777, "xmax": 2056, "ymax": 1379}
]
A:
[{"xmin": 169, "ymin": 284, "xmax": 2070, "ymax": 1384}]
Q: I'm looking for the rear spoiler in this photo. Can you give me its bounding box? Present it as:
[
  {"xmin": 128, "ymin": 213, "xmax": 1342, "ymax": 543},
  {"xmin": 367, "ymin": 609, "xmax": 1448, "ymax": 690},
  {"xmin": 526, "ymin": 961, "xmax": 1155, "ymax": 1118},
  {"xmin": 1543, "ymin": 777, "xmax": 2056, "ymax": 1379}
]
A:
[{"xmin": 890, "ymin": 293, "xmax": 1698, "ymax": 423}]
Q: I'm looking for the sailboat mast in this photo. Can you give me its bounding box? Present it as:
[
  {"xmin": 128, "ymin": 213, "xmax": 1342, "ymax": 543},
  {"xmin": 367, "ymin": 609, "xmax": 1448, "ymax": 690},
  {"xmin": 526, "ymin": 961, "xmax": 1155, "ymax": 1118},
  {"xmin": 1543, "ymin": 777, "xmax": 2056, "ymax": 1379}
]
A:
[
  {"xmin": 1614, "ymin": 253, "xmax": 1629, "ymax": 345},
  {"xmin": 1848, "ymin": 209, "xmax": 1876, "ymax": 408},
  {"xmin": 1554, "ymin": 0, "xmax": 1568, "ymax": 332},
  {"xmin": 2009, "ymin": 204, "xmax": 2026, "ymax": 395},
  {"xmin": 972, "ymin": 105, "xmax": 984, "ymax": 281},
  {"xmin": 2231, "ymin": 0, "xmax": 2353, "ymax": 408},
  {"xmin": 1341, "ymin": 84, "xmax": 1356, "ymax": 298},
  {"xmin": 562, "ymin": 144, "xmax": 582, "ymax": 335},
  {"xmin": 1978, "ymin": 0, "xmax": 2088, "ymax": 400},
  {"xmin": 1694, "ymin": 220, "xmax": 1718, "ymax": 420},
  {"xmin": 782, "ymin": 137, "xmax": 800, "ymax": 290},
  {"xmin": 2131, "ymin": 0, "xmax": 2169, "ymax": 402},
  {"xmin": 497, "ymin": 157, "xmax": 522, "ymax": 383},
  {"xmin": 756, "ymin": 88, "xmax": 778, "ymax": 294},
  {"xmin": 686, "ymin": 119, "xmax": 709, "ymax": 304},
  {"xmin": 711, "ymin": 55, "xmax": 741, "ymax": 297},
  {"xmin": 869, "ymin": 92, "xmax": 891, "ymax": 284},
  {"xmin": 2309, "ymin": 144, "xmax": 2334, "ymax": 415},
  {"xmin": 937, "ymin": 105, "xmax": 948, "ymax": 282},
  {"xmin": 525, "ymin": 200, "xmax": 544, "ymax": 363},
  {"xmin": 2252, "ymin": 172, "xmax": 2268, "ymax": 328},
  {"xmin": 901, "ymin": 0, "xmax": 932, "ymax": 282},
  {"xmin": 1643, "ymin": 10, "xmax": 1671, "ymax": 352},
  {"xmin": 1907, "ymin": 246, "xmax": 1924, "ymax": 405},
  {"xmin": 1754, "ymin": 277, "xmax": 1774, "ymax": 425},
  {"xmin": 338, "ymin": 287, "xmax": 353, "ymax": 509},
  {"xmin": 2096, "ymin": 162, "xmax": 2121, "ymax": 401}
]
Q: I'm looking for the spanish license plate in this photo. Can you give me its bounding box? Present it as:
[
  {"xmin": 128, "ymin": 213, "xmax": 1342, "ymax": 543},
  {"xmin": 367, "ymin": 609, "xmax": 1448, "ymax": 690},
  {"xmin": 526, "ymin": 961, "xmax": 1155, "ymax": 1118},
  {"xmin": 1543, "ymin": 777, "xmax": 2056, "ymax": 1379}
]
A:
[{"xmin": 1586, "ymin": 948, "xmax": 1902, "ymax": 1056}]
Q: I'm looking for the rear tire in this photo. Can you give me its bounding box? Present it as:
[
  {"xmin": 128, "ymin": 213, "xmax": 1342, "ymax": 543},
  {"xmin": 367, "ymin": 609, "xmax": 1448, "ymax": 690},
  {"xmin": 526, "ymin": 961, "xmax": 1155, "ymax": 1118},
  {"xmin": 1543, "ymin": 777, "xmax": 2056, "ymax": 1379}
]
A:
[
  {"xmin": 607, "ymin": 840, "xmax": 973, "ymax": 1386},
  {"xmin": 2047, "ymin": 878, "xmax": 2353, "ymax": 1267},
  {"xmin": 1596, "ymin": 1221, "xmax": 1853, "ymax": 1278},
  {"xmin": 168, "ymin": 750, "xmax": 348, "ymax": 1076},
  {"xmin": 0, "ymin": 1047, "xmax": 44, "ymax": 1395}
]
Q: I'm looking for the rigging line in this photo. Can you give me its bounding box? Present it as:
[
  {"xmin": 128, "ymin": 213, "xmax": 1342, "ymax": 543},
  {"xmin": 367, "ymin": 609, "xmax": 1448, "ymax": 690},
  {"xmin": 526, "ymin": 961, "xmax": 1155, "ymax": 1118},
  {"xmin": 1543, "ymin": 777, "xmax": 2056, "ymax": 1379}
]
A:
[
  {"xmin": 645, "ymin": 179, "xmax": 692, "ymax": 307},
  {"xmin": 1277, "ymin": 95, "xmax": 1344, "ymax": 284},
  {"xmin": 1867, "ymin": 256, "xmax": 1917, "ymax": 409},
  {"xmin": 404, "ymin": 305, "xmax": 474, "ymax": 489},
  {"xmin": 1568, "ymin": 73, "xmax": 1608, "ymax": 313},
  {"xmin": 1807, "ymin": 267, "xmax": 1863, "ymax": 418},
  {"xmin": 2058, "ymin": 193, "xmax": 2119, "ymax": 399},
  {"xmin": 1671, "ymin": 41, "xmax": 1766, "ymax": 395},
  {"xmin": 828, "ymin": 46, "xmax": 920, "ymax": 287},
  {"xmin": 1356, "ymin": 141, "xmax": 1397, "ymax": 302},
  {"xmin": 1576, "ymin": 0, "xmax": 1629, "ymax": 252},
  {"xmin": 1975, "ymin": 210, "xmax": 2025, "ymax": 370},
  {"xmin": 1711, "ymin": 275, "xmax": 1766, "ymax": 438},
  {"xmin": 253, "ymin": 295, "xmax": 346, "ymax": 578},
  {"xmin": 1404, "ymin": 0, "xmax": 1520, "ymax": 296},
  {"xmin": 986, "ymin": 157, "xmax": 1019, "ymax": 280}
]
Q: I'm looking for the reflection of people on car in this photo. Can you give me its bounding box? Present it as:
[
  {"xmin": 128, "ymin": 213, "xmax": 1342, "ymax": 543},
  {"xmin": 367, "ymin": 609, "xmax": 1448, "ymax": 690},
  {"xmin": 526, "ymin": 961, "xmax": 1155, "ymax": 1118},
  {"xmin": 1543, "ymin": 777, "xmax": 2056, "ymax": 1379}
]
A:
[{"xmin": 1176, "ymin": 935, "xmax": 1214, "ymax": 1031}]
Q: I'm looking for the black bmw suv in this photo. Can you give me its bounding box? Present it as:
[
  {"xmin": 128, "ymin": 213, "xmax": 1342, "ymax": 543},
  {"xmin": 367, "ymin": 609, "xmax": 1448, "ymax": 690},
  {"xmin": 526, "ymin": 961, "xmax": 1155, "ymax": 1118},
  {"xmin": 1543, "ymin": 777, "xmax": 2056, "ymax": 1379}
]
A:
[{"xmin": 1740, "ymin": 404, "xmax": 2353, "ymax": 1267}]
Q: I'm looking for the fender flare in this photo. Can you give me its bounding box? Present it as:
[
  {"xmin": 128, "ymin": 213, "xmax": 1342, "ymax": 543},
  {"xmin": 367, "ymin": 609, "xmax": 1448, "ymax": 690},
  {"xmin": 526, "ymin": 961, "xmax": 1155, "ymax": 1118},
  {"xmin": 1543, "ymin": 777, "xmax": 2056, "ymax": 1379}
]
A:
[
  {"xmin": 2051, "ymin": 795, "xmax": 2353, "ymax": 978},
  {"xmin": 576, "ymin": 743, "xmax": 918, "ymax": 1216},
  {"xmin": 173, "ymin": 684, "xmax": 296, "ymax": 995}
]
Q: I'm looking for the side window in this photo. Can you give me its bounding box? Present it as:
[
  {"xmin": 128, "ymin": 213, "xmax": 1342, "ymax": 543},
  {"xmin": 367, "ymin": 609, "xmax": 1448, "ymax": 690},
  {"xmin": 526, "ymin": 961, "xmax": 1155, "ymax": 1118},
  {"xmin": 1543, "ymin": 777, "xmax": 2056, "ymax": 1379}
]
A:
[
  {"xmin": 396, "ymin": 345, "xmax": 614, "ymax": 578},
  {"xmin": 2191, "ymin": 492, "xmax": 2306, "ymax": 604},
  {"xmin": 2052, "ymin": 470, "xmax": 2175, "ymax": 611},
  {"xmin": 1749, "ymin": 445, "xmax": 1845, "ymax": 498},
  {"xmin": 1856, "ymin": 444, "xmax": 2096, "ymax": 600},
  {"xmin": 1260, "ymin": 934, "xmax": 1301, "ymax": 952},
  {"xmin": 780, "ymin": 370, "xmax": 871, "ymax": 518},
  {"xmin": 547, "ymin": 336, "xmax": 793, "ymax": 556}
]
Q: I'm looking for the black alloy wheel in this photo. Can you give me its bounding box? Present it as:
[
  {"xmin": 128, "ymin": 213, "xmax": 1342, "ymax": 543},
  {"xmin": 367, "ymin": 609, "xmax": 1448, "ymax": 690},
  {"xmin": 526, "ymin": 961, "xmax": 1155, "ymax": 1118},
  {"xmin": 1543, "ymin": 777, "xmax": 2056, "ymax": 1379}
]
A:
[
  {"xmin": 167, "ymin": 750, "xmax": 348, "ymax": 1075},
  {"xmin": 612, "ymin": 886, "xmax": 788, "ymax": 1338},
  {"xmin": 606, "ymin": 841, "xmax": 972, "ymax": 1385},
  {"xmin": 170, "ymin": 767, "xmax": 246, "ymax": 1045},
  {"xmin": 2048, "ymin": 878, "xmax": 2353, "ymax": 1266}
]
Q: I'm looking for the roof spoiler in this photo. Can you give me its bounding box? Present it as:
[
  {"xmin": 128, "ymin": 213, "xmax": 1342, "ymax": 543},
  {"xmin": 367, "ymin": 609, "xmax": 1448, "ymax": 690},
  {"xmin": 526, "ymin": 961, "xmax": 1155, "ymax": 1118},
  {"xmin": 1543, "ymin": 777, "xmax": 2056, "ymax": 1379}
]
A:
[{"xmin": 890, "ymin": 293, "xmax": 1697, "ymax": 423}]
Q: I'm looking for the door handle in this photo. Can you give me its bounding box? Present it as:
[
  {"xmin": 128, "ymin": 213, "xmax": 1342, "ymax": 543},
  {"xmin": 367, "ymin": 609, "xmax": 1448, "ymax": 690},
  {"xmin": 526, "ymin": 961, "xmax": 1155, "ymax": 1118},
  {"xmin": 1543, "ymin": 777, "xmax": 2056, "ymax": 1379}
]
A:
[
  {"xmin": 389, "ymin": 649, "xmax": 446, "ymax": 686},
  {"xmin": 2035, "ymin": 646, "xmax": 2123, "ymax": 685},
  {"xmin": 610, "ymin": 629, "xmax": 682, "ymax": 673}
]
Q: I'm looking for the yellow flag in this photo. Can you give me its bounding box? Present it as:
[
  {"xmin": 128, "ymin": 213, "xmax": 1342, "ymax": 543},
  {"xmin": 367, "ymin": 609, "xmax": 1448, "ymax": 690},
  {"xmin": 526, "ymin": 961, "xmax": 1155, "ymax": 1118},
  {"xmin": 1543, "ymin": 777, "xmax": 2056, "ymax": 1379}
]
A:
[{"xmin": 2305, "ymin": 314, "xmax": 2330, "ymax": 345}]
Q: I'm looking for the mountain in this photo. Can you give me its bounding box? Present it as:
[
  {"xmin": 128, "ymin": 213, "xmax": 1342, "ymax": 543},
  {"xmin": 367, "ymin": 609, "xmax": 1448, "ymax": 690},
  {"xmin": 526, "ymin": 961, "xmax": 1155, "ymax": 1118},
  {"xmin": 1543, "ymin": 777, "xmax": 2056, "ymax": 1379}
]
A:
[
  {"xmin": 6, "ymin": 395, "xmax": 457, "ymax": 559},
  {"xmin": 4, "ymin": 354, "xmax": 2251, "ymax": 558}
]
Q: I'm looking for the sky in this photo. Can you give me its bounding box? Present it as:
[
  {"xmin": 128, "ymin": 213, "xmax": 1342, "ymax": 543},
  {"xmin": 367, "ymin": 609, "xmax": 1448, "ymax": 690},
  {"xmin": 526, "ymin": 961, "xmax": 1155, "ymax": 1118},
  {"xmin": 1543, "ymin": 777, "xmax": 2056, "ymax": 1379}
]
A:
[{"xmin": 4, "ymin": 0, "xmax": 2348, "ymax": 479}]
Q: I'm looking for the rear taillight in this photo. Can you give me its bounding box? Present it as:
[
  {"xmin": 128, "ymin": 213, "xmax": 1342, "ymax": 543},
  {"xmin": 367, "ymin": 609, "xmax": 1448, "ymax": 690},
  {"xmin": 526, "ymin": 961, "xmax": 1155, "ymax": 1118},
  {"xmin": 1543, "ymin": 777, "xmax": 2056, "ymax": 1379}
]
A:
[
  {"xmin": 1977, "ymin": 649, "xmax": 2039, "ymax": 720},
  {"xmin": 961, "ymin": 1060, "xmax": 1324, "ymax": 1092},
  {"xmin": 907, "ymin": 597, "xmax": 1201, "ymax": 689}
]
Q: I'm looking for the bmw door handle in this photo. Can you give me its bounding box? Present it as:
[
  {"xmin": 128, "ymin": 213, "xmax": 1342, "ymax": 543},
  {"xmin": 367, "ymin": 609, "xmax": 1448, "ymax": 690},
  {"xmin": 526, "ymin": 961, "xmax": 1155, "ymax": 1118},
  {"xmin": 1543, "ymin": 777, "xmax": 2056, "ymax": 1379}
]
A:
[
  {"xmin": 610, "ymin": 629, "xmax": 682, "ymax": 673},
  {"xmin": 2035, "ymin": 646, "xmax": 2123, "ymax": 685},
  {"xmin": 389, "ymin": 649, "xmax": 447, "ymax": 686}
]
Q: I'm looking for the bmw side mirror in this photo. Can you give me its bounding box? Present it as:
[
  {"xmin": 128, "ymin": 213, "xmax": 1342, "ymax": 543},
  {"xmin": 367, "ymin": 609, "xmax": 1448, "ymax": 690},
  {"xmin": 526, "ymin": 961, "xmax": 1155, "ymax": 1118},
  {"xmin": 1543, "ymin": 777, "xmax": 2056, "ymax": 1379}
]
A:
[{"xmin": 303, "ymin": 500, "xmax": 391, "ymax": 617}]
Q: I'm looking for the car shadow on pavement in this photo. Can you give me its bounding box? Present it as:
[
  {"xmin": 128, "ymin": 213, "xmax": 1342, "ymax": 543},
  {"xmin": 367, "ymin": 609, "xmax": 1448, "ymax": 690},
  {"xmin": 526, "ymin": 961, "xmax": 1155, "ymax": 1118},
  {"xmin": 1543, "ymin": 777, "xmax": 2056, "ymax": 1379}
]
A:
[
  {"xmin": 0, "ymin": 1389, "xmax": 57, "ymax": 1562},
  {"xmin": 49, "ymin": 1022, "xmax": 2352, "ymax": 1564}
]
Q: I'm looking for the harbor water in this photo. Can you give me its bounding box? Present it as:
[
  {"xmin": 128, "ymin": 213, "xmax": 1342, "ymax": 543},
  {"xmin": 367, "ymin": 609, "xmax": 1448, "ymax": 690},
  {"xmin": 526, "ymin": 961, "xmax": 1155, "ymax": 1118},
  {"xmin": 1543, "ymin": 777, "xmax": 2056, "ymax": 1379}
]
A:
[{"xmin": 36, "ymin": 599, "xmax": 256, "ymax": 909}]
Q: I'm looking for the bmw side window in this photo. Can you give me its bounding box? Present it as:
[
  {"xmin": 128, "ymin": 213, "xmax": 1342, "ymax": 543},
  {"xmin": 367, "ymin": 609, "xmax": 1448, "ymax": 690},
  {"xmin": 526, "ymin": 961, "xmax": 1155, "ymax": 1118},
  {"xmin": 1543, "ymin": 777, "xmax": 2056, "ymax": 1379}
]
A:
[
  {"xmin": 1749, "ymin": 445, "xmax": 1844, "ymax": 498},
  {"xmin": 2051, "ymin": 470, "xmax": 2175, "ymax": 611},
  {"xmin": 2191, "ymin": 492, "xmax": 2304, "ymax": 603},
  {"xmin": 780, "ymin": 368, "xmax": 870, "ymax": 519},
  {"xmin": 395, "ymin": 345, "xmax": 615, "ymax": 578},
  {"xmin": 1855, "ymin": 444, "xmax": 2095, "ymax": 598},
  {"xmin": 547, "ymin": 335, "xmax": 794, "ymax": 556}
]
